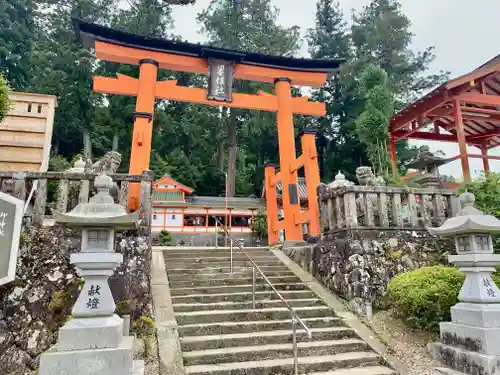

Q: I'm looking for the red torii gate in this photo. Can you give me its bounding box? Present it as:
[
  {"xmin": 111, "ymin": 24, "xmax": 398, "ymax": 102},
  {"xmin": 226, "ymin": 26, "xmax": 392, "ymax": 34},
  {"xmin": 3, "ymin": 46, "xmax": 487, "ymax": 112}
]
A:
[
  {"xmin": 390, "ymin": 54, "xmax": 500, "ymax": 181},
  {"xmin": 75, "ymin": 20, "xmax": 343, "ymax": 242}
]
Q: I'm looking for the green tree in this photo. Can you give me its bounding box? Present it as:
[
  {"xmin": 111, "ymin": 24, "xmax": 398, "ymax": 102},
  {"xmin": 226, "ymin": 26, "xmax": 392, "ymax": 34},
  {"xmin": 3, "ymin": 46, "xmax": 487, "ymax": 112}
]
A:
[
  {"xmin": 29, "ymin": 0, "xmax": 118, "ymax": 160},
  {"xmin": 0, "ymin": 74, "xmax": 10, "ymax": 122},
  {"xmin": 307, "ymin": 0, "xmax": 448, "ymax": 180},
  {"xmin": 306, "ymin": 0, "xmax": 361, "ymax": 181},
  {"xmin": 0, "ymin": 0, "xmax": 37, "ymax": 90},
  {"xmin": 198, "ymin": 0, "xmax": 301, "ymax": 196},
  {"xmin": 355, "ymin": 65, "xmax": 393, "ymax": 176},
  {"xmin": 250, "ymin": 210, "xmax": 267, "ymax": 240}
]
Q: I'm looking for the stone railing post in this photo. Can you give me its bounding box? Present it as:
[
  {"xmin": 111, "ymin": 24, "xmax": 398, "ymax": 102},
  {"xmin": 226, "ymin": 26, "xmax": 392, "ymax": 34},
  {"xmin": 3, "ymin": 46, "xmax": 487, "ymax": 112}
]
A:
[{"xmin": 428, "ymin": 192, "xmax": 500, "ymax": 375}]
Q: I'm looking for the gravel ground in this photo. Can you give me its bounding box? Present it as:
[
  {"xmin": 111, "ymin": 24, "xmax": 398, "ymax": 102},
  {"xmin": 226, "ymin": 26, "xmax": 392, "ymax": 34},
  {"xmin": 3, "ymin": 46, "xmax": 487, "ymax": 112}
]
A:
[
  {"xmin": 134, "ymin": 335, "xmax": 160, "ymax": 375},
  {"xmin": 366, "ymin": 310, "xmax": 443, "ymax": 375}
]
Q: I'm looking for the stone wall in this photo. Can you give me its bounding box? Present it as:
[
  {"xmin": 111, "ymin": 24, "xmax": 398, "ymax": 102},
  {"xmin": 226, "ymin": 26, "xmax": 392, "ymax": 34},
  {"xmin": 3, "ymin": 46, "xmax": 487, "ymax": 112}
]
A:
[
  {"xmin": 0, "ymin": 225, "xmax": 152, "ymax": 375},
  {"xmin": 311, "ymin": 229, "xmax": 453, "ymax": 311}
]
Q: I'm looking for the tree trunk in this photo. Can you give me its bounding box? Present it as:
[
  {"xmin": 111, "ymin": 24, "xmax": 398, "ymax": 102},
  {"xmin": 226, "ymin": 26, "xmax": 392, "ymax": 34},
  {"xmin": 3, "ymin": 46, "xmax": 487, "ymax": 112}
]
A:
[
  {"xmin": 227, "ymin": 110, "xmax": 237, "ymax": 197},
  {"xmin": 82, "ymin": 129, "xmax": 92, "ymax": 163},
  {"xmin": 218, "ymin": 140, "xmax": 225, "ymax": 171},
  {"xmin": 112, "ymin": 133, "xmax": 119, "ymax": 151}
]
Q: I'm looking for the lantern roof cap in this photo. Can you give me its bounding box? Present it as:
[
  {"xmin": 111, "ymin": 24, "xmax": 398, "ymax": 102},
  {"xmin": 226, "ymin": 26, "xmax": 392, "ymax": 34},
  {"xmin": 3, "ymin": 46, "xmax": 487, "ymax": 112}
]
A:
[
  {"xmin": 427, "ymin": 192, "xmax": 500, "ymax": 236},
  {"xmin": 53, "ymin": 172, "xmax": 138, "ymax": 229}
]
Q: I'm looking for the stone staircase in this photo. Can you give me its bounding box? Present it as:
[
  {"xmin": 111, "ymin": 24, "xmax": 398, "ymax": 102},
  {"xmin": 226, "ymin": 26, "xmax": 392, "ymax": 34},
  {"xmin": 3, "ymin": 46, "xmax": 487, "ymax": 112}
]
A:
[{"xmin": 162, "ymin": 247, "xmax": 397, "ymax": 375}]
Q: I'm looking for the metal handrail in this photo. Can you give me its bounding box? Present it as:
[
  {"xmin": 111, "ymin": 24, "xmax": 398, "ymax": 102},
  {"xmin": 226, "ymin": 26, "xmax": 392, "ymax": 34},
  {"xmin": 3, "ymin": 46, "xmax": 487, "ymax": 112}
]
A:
[{"xmin": 213, "ymin": 216, "xmax": 311, "ymax": 375}]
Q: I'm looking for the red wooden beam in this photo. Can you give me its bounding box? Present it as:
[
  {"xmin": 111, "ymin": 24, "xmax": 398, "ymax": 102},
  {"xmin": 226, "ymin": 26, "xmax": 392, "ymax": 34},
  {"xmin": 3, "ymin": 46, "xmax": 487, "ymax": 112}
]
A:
[
  {"xmin": 461, "ymin": 106, "xmax": 500, "ymax": 119},
  {"xmin": 459, "ymin": 93, "xmax": 500, "ymax": 107},
  {"xmin": 392, "ymin": 129, "xmax": 483, "ymax": 146},
  {"xmin": 392, "ymin": 130, "xmax": 457, "ymax": 142},
  {"xmin": 390, "ymin": 91, "xmax": 450, "ymax": 132},
  {"xmin": 466, "ymin": 154, "xmax": 500, "ymax": 161},
  {"xmin": 468, "ymin": 128, "xmax": 500, "ymax": 141}
]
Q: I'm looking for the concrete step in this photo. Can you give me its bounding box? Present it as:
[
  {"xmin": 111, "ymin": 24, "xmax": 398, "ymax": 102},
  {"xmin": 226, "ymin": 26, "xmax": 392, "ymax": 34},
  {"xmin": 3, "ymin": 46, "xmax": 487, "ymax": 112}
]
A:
[
  {"xmin": 173, "ymin": 298, "xmax": 325, "ymax": 312},
  {"xmin": 157, "ymin": 247, "xmax": 269, "ymax": 252},
  {"xmin": 167, "ymin": 270, "xmax": 296, "ymax": 281},
  {"xmin": 168, "ymin": 275, "xmax": 302, "ymax": 288},
  {"xmin": 164, "ymin": 261, "xmax": 285, "ymax": 269},
  {"xmin": 164, "ymin": 255, "xmax": 279, "ymax": 262},
  {"xmin": 183, "ymin": 338, "xmax": 369, "ymax": 365},
  {"xmin": 178, "ymin": 317, "xmax": 345, "ymax": 336},
  {"xmin": 165, "ymin": 265, "xmax": 292, "ymax": 275},
  {"xmin": 163, "ymin": 250, "xmax": 273, "ymax": 258},
  {"xmin": 169, "ymin": 283, "xmax": 309, "ymax": 296},
  {"xmin": 176, "ymin": 306, "xmax": 334, "ymax": 325},
  {"xmin": 184, "ymin": 351, "xmax": 382, "ymax": 375},
  {"xmin": 171, "ymin": 290, "xmax": 318, "ymax": 304},
  {"xmin": 180, "ymin": 327, "xmax": 356, "ymax": 351},
  {"xmin": 308, "ymin": 366, "xmax": 397, "ymax": 375}
]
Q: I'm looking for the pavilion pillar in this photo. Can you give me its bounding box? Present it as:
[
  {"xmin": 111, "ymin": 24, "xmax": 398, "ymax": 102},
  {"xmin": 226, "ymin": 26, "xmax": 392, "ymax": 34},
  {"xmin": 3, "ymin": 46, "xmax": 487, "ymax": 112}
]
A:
[
  {"xmin": 300, "ymin": 130, "xmax": 321, "ymax": 237},
  {"xmin": 481, "ymin": 144, "xmax": 491, "ymax": 176},
  {"xmin": 390, "ymin": 137, "xmax": 397, "ymax": 178},
  {"xmin": 128, "ymin": 59, "xmax": 158, "ymax": 211},
  {"xmin": 264, "ymin": 164, "xmax": 279, "ymax": 245},
  {"xmin": 275, "ymin": 78, "xmax": 303, "ymax": 241},
  {"xmin": 452, "ymin": 99, "xmax": 471, "ymax": 182}
]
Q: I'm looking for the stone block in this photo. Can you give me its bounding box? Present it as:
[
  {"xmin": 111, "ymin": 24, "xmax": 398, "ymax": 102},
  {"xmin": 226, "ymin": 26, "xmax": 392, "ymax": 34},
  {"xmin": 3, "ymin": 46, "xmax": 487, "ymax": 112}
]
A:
[
  {"xmin": 58, "ymin": 315, "xmax": 124, "ymax": 351},
  {"xmin": 39, "ymin": 336, "xmax": 135, "ymax": 375},
  {"xmin": 440, "ymin": 322, "xmax": 500, "ymax": 355},
  {"xmin": 429, "ymin": 342, "xmax": 500, "ymax": 375},
  {"xmin": 451, "ymin": 303, "xmax": 500, "ymax": 328}
]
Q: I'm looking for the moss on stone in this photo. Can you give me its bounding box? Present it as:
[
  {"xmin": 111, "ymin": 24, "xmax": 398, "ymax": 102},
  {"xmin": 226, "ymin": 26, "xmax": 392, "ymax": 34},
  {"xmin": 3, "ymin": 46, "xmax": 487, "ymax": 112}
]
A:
[
  {"xmin": 48, "ymin": 290, "xmax": 71, "ymax": 311},
  {"xmin": 132, "ymin": 315, "xmax": 155, "ymax": 336},
  {"xmin": 388, "ymin": 250, "xmax": 403, "ymax": 260},
  {"xmin": 115, "ymin": 300, "xmax": 133, "ymax": 315}
]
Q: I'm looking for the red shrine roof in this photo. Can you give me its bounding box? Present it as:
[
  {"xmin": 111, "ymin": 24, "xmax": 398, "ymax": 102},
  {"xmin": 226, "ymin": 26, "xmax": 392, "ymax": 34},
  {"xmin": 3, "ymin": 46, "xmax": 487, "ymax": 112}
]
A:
[
  {"xmin": 390, "ymin": 54, "xmax": 500, "ymax": 149},
  {"xmin": 154, "ymin": 175, "xmax": 194, "ymax": 194}
]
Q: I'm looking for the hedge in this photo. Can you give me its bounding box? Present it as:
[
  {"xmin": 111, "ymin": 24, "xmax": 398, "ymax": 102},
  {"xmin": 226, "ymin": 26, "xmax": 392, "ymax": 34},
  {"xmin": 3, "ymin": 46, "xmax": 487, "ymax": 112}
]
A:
[{"xmin": 387, "ymin": 266, "xmax": 500, "ymax": 332}]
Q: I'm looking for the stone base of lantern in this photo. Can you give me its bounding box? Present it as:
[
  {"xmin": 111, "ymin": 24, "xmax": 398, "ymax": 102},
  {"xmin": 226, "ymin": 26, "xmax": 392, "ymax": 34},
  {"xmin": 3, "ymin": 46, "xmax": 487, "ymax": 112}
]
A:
[
  {"xmin": 440, "ymin": 322, "xmax": 500, "ymax": 355},
  {"xmin": 429, "ymin": 342, "xmax": 500, "ymax": 375},
  {"xmin": 58, "ymin": 314, "xmax": 125, "ymax": 351},
  {"xmin": 39, "ymin": 316, "xmax": 144, "ymax": 375},
  {"xmin": 451, "ymin": 303, "xmax": 500, "ymax": 328}
]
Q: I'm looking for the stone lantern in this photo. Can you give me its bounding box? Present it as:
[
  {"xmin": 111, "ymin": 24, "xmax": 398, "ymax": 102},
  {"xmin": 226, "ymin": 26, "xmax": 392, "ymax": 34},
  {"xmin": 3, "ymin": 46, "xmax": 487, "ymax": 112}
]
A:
[
  {"xmin": 39, "ymin": 172, "xmax": 142, "ymax": 375},
  {"xmin": 428, "ymin": 192, "xmax": 500, "ymax": 375},
  {"xmin": 406, "ymin": 145, "xmax": 450, "ymax": 187}
]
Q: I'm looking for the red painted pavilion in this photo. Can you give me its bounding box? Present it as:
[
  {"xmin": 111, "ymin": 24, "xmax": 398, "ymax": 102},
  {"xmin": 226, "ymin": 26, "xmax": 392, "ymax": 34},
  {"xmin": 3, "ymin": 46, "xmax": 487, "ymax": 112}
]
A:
[{"xmin": 389, "ymin": 54, "xmax": 500, "ymax": 181}]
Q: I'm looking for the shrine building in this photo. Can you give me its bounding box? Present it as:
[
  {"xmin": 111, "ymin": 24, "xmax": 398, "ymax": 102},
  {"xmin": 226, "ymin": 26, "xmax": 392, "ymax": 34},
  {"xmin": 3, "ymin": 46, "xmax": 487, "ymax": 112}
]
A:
[{"xmin": 152, "ymin": 175, "xmax": 310, "ymax": 243}]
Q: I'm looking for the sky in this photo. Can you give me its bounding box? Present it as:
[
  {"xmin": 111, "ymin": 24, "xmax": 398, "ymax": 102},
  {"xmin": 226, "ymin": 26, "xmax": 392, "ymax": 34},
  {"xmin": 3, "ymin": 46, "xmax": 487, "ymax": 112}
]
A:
[{"xmin": 171, "ymin": 0, "xmax": 500, "ymax": 180}]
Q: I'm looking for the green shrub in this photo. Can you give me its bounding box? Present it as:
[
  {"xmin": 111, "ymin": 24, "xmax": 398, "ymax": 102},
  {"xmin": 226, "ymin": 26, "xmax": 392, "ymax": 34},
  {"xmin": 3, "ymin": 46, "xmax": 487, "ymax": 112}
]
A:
[
  {"xmin": 388, "ymin": 265, "xmax": 500, "ymax": 332},
  {"xmin": 159, "ymin": 230, "xmax": 175, "ymax": 246},
  {"xmin": 387, "ymin": 266, "xmax": 464, "ymax": 331}
]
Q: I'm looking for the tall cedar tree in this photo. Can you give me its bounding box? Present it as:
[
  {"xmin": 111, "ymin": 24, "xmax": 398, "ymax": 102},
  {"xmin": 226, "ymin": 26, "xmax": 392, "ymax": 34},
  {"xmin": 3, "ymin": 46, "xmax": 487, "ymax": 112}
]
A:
[
  {"xmin": 198, "ymin": 0, "xmax": 301, "ymax": 196},
  {"xmin": 0, "ymin": 0, "xmax": 37, "ymax": 90},
  {"xmin": 308, "ymin": 0, "xmax": 448, "ymax": 180}
]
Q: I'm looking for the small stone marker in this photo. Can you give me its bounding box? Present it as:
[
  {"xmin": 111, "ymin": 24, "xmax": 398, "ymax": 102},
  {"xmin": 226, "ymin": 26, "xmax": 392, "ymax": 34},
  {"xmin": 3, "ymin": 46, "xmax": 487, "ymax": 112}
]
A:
[
  {"xmin": 38, "ymin": 172, "xmax": 142, "ymax": 375},
  {"xmin": 0, "ymin": 191, "xmax": 24, "ymax": 286},
  {"xmin": 428, "ymin": 192, "xmax": 500, "ymax": 375}
]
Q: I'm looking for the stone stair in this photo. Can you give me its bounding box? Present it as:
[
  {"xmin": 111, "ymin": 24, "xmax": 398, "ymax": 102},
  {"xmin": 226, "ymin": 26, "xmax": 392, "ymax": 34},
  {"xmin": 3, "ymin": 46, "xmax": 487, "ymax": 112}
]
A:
[{"xmin": 162, "ymin": 247, "xmax": 397, "ymax": 375}]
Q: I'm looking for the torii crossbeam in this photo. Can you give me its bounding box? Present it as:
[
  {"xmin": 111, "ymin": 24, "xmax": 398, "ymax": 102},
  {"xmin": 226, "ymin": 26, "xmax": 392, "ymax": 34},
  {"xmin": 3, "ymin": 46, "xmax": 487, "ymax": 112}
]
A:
[{"xmin": 75, "ymin": 19, "xmax": 343, "ymax": 242}]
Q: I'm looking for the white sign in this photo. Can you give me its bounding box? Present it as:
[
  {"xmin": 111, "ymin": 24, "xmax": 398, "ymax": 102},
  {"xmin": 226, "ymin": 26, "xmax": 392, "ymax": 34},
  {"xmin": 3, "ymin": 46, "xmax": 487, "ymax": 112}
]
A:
[{"xmin": 0, "ymin": 191, "xmax": 24, "ymax": 286}]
